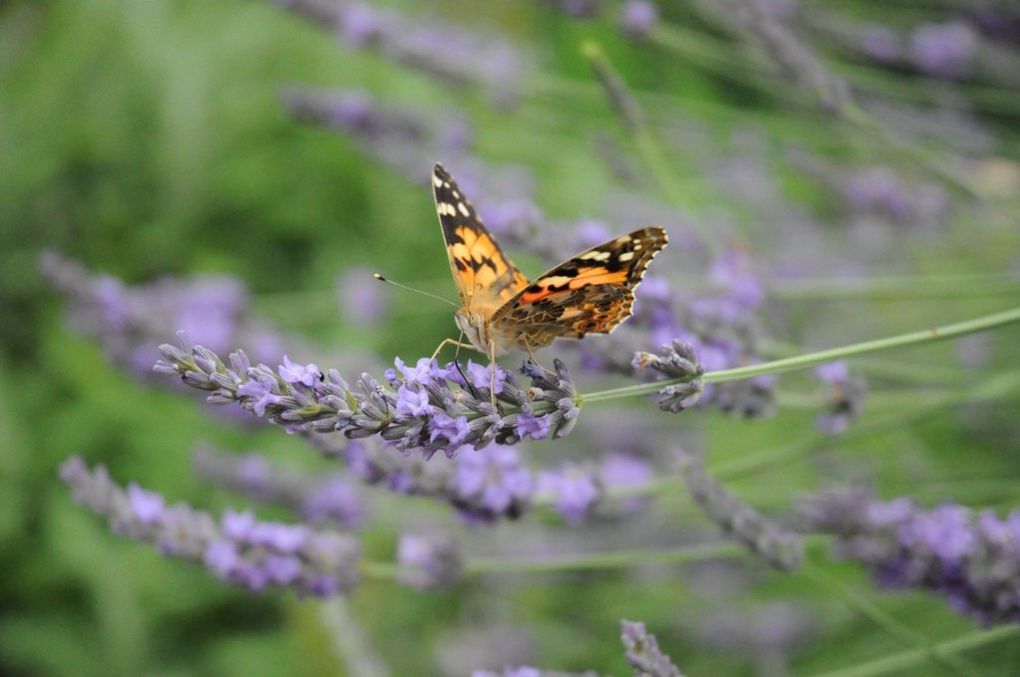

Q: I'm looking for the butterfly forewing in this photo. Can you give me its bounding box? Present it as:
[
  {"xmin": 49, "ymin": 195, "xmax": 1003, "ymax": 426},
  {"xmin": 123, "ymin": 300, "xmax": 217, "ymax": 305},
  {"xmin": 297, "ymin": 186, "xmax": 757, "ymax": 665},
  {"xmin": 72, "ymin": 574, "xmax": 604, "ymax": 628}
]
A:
[{"xmin": 431, "ymin": 163, "xmax": 528, "ymax": 310}]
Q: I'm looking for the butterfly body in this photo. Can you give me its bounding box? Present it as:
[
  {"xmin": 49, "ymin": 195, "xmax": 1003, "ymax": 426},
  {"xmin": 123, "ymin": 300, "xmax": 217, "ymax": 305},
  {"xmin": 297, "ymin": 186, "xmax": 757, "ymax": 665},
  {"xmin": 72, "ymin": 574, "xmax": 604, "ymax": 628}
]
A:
[{"xmin": 433, "ymin": 163, "xmax": 667, "ymax": 357}]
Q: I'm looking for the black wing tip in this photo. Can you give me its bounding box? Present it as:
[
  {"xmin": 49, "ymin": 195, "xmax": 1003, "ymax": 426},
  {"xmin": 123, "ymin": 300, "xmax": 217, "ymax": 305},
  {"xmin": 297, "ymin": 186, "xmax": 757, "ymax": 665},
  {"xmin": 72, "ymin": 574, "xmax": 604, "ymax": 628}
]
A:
[{"xmin": 433, "ymin": 161, "xmax": 449, "ymax": 177}]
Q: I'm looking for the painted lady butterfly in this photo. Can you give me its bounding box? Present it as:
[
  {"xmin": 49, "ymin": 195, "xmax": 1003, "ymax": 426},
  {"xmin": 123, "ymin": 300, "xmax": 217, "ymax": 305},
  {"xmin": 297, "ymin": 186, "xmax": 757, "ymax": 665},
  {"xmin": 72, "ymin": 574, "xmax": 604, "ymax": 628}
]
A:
[{"xmin": 432, "ymin": 162, "xmax": 668, "ymax": 361}]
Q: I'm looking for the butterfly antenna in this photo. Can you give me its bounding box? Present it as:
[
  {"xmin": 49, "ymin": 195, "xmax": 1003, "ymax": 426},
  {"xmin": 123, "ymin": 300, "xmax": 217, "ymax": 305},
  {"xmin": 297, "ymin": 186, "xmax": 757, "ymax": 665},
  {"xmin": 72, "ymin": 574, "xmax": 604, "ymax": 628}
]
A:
[{"xmin": 373, "ymin": 273, "xmax": 458, "ymax": 307}]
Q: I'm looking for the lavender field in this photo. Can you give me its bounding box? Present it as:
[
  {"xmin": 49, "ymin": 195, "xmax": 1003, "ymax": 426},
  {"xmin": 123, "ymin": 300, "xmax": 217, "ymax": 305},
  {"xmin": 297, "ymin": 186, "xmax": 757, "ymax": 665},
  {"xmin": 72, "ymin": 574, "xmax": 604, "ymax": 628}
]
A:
[{"xmin": 3, "ymin": 1, "xmax": 1020, "ymax": 675}]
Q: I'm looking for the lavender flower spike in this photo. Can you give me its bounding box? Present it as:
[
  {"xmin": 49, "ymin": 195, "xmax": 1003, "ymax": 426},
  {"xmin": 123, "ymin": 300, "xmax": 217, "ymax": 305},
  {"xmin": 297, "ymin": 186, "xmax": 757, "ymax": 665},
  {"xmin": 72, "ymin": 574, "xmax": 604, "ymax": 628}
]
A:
[
  {"xmin": 620, "ymin": 620, "xmax": 684, "ymax": 677},
  {"xmin": 59, "ymin": 456, "xmax": 361, "ymax": 596},
  {"xmin": 801, "ymin": 488, "xmax": 1020, "ymax": 625},
  {"xmin": 154, "ymin": 334, "xmax": 581, "ymax": 458},
  {"xmin": 677, "ymin": 452, "xmax": 802, "ymax": 571}
]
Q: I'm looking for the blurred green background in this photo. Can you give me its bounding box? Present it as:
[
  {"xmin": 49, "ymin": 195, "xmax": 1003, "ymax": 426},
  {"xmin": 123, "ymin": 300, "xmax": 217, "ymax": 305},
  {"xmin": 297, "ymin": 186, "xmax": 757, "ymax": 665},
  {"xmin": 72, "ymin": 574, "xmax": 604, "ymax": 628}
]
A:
[{"xmin": 3, "ymin": 1, "xmax": 1020, "ymax": 675}]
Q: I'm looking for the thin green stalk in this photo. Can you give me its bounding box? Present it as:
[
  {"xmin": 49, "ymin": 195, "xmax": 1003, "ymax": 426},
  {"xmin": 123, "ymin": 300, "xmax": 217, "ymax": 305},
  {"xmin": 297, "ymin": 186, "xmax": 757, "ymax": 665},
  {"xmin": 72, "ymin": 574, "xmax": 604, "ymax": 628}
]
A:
[
  {"xmin": 581, "ymin": 305, "xmax": 1020, "ymax": 403},
  {"xmin": 769, "ymin": 272, "xmax": 1020, "ymax": 302},
  {"xmin": 801, "ymin": 563, "xmax": 977, "ymax": 676},
  {"xmin": 580, "ymin": 40, "xmax": 720, "ymax": 256},
  {"xmin": 463, "ymin": 541, "xmax": 745, "ymax": 575},
  {"xmin": 808, "ymin": 625, "xmax": 1020, "ymax": 677}
]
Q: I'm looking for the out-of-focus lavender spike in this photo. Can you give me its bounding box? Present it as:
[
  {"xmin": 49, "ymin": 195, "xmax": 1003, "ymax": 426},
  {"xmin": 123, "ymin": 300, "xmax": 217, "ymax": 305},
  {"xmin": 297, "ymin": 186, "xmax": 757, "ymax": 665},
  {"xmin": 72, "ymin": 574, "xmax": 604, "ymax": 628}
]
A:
[
  {"xmin": 910, "ymin": 22, "xmax": 977, "ymax": 79},
  {"xmin": 59, "ymin": 456, "xmax": 361, "ymax": 596},
  {"xmin": 540, "ymin": 0, "xmax": 603, "ymax": 19},
  {"xmin": 451, "ymin": 443, "xmax": 535, "ymax": 524},
  {"xmin": 473, "ymin": 668, "xmax": 598, "ymax": 677},
  {"xmin": 678, "ymin": 452, "xmax": 803, "ymax": 571},
  {"xmin": 801, "ymin": 488, "xmax": 1020, "ymax": 625},
  {"xmin": 283, "ymin": 88, "xmax": 475, "ymax": 183},
  {"xmin": 537, "ymin": 463, "xmax": 601, "ymax": 524},
  {"xmin": 192, "ymin": 445, "xmax": 365, "ymax": 529},
  {"xmin": 620, "ymin": 620, "xmax": 685, "ymax": 677},
  {"xmin": 728, "ymin": 0, "xmax": 853, "ymax": 113},
  {"xmin": 813, "ymin": 361, "xmax": 867, "ymax": 434},
  {"xmin": 618, "ymin": 1, "xmax": 659, "ymax": 41},
  {"xmin": 396, "ymin": 533, "xmax": 464, "ymax": 590},
  {"xmin": 271, "ymin": 1, "xmax": 529, "ymax": 105}
]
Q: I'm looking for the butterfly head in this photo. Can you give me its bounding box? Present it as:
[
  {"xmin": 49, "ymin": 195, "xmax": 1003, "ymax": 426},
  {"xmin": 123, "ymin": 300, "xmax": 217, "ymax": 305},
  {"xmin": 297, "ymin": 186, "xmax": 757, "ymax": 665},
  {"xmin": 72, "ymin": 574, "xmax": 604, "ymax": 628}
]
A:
[{"xmin": 454, "ymin": 309, "xmax": 493, "ymax": 355}]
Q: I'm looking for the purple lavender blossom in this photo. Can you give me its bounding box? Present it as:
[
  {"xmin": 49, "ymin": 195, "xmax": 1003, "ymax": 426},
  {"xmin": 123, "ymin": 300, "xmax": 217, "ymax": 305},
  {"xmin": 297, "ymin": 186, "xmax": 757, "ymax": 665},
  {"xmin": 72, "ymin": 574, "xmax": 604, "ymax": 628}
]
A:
[
  {"xmin": 814, "ymin": 361, "xmax": 867, "ymax": 434},
  {"xmin": 274, "ymin": 4, "xmax": 528, "ymax": 105},
  {"xmin": 466, "ymin": 360, "xmax": 508, "ymax": 395},
  {"xmin": 279, "ymin": 355, "xmax": 322, "ymax": 387},
  {"xmin": 452, "ymin": 444, "xmax": 534, "ymax": 523},
  {"xmin": 193, "ymin": 447, "xmax": 365, "ymax": 529},
  {"xmin": 802, "ymin": 488, "xmax": 1020, "ymax": 625},
  {"xmin": 599, "ymin": 453, "xmax": 653, "ymax": 514},
  {"xmin": 538, "ymin": 464, "xmax": 600, "ymax": 524},
  {"xmin": 60, "ymin": 457, "xmax": 361, "ymax": 596},
  {"xmin": 396, "ymin": 533, "xmax": 464, "ymax": 589},
  {"xmin": 618, "ymin": 0, "xmax": 659, "ymax": 41},
  {"xmin": 860, "ymin": 25, "xmax": 903, "ymax": 62},
  {"xmin": 910, "ymin": 22, "xmax": 977, "ymax": 79}
]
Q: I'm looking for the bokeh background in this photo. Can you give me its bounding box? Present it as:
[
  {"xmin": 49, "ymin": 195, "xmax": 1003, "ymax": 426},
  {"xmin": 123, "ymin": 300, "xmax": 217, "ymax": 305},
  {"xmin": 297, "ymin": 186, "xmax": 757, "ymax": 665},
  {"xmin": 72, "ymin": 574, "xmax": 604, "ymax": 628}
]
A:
[{"xmin": 3, "ymin": 1, "xmax": 1020, "ymax": 675}]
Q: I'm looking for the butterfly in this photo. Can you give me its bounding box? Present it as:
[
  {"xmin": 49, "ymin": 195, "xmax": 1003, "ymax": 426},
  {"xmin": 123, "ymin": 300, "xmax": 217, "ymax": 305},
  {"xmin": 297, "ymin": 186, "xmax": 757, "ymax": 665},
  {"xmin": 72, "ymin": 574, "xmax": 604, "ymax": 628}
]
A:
[{"xmin": 431, "ymin": 162, "xmax": 668, "ymax": 362}]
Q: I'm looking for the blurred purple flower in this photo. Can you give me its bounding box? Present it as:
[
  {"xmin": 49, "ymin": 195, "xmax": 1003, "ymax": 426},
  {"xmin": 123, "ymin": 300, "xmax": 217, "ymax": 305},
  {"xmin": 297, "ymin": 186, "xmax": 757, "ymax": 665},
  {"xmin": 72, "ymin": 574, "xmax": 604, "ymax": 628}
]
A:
[
  {"xmin": 61, "ymin": 457, "xmax": 361, "ymax": 596},
  {"xmin": 802, "ymin": 488, "xmax": 1020, "ymax": 625},
  {"xmin": 128, "ymin": 483, "xmax": 165, "ymax": 525},
  {"xmin": 860, "ymin": 25, "xmax": 903, "ymax": 61},
  {"xmin": 539, "ymin": 464, "xmax": 600, "ymax": 524},
  {"xmin": 910, "ymin": 22, "xmax": 977, "ymax": 78},
  {"xmin": 814, "ymin": 361, "xmax": 866, "ymax": 434},
  {"xmin": 599, "ymin": 453, "xmax": 653, "ymax": 514},
  {"xmin": 453, "ymin": 444, "xmax": 534, "ymax": 522},
  {"xmin": 397, "ymin": 533, "xmax": 464, "ymax": 589},
  {"xmin": 619, "ymin": 0, "xmax": 659, "ymax": 40}
]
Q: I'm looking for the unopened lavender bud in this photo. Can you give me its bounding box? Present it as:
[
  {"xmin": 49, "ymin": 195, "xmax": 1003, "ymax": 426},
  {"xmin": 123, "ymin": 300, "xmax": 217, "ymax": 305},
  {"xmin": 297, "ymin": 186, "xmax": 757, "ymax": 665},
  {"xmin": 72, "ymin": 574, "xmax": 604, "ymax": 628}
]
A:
[
  {"xmin": 678, "ymin": 452, "xmax": 802, "ymax": 571},
  {"xmin": 657, "ymin": 381, "xmax": 703, "ymax": 413},
  {"xmin": 620, "ymin": 620, "xmax": 684, "ymax": 677}
]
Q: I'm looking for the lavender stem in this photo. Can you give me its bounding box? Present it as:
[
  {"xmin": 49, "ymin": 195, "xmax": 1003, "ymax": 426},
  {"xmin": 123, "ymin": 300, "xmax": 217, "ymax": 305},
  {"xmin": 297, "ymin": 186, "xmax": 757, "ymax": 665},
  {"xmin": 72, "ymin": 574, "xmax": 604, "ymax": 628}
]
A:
[
  {"xmin": 810, "ymin": 625, "xmax": 1020, "ymax": 677},
  {"xmin": 582, "ymin": 305, "xmax": 1020, "ymax": 402}
]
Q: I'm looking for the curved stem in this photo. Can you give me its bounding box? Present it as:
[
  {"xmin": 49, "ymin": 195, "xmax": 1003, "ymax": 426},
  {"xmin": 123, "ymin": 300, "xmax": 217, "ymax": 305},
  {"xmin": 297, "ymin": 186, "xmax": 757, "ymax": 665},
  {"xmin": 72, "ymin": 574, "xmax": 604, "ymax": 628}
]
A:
[
  {"xmin": 800, "ymin": 563, "xmax": 976, "ymax": 676},
  {"xmin": 808, "ymin": 625, "xmax": 1020, "ymax": 677},
  {"xmin": 582, "ymin": 305, "xmax": 1020, "ymax": 403}
]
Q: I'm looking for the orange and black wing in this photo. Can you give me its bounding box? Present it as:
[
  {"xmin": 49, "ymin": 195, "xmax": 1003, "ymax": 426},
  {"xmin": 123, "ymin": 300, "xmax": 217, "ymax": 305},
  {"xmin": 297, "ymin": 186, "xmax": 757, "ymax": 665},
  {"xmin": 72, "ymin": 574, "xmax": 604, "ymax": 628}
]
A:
[
  {"xmin": 432, "ymin": 163, "xmax": 528, "ymax": 310},
  {"xmin": 491, "ymin": 227, "xmax": 668, "ymax": 345}
]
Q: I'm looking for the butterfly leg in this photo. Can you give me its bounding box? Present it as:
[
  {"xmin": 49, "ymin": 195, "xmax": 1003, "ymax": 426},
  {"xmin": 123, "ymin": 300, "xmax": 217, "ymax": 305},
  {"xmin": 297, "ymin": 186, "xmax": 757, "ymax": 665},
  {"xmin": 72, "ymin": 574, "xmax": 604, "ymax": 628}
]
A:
[
  {"xmin": 522, "ymin": 337, "xmax": 554, "ymax": 375},
  {"xmin": 488, "ymin": 338, "xmax": 498, "ymax": 408},
  {"xmin": 431, "ymin": 337, "xmax": 475, "ymax": 362}
]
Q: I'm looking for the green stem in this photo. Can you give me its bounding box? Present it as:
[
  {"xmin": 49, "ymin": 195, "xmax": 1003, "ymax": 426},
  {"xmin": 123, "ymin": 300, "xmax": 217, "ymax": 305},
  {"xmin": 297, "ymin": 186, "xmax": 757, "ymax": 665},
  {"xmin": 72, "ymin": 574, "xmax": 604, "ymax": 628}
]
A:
[
  {"xmin": 769, "ymin": 273, "xmax": 1020, "ymax": 302},
  {"xmin": 581, "ymin": 305, "xmax": 1020, "ymax": 403},
  {"xmin": 809, "ymin": 625, "xmax": 1020, "ymax": 677},
  {"xmin": 580, "ymin": 40, "xmax": 720, "ymax": 257},
  {"xmin": 801, "ymin": 563, "xmax": 976, "ymax": 676}
]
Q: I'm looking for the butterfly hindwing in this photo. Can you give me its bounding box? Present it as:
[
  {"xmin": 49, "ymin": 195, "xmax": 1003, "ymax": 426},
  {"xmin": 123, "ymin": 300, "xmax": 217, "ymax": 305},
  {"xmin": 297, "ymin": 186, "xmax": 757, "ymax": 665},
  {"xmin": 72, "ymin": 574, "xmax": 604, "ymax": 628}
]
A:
[
  {"xmin": 491, "ymin": 227, "xmax": 668, "ymax": 348},
  {"xmin": 432, "ymin": 163, "xmax": 528, "ymax": 310}
]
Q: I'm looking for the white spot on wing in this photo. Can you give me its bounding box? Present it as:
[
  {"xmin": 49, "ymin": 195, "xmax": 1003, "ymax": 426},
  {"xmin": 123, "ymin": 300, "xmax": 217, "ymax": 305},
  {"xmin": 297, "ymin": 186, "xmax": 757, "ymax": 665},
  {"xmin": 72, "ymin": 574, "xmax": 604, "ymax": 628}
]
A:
[
  {"xmin": 618, "ymin": 251, "xmax": 635, "ymax": 262},
  {"xmin": 458, "ymin": 202, "xmax": 470, "ymax": 217}
]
